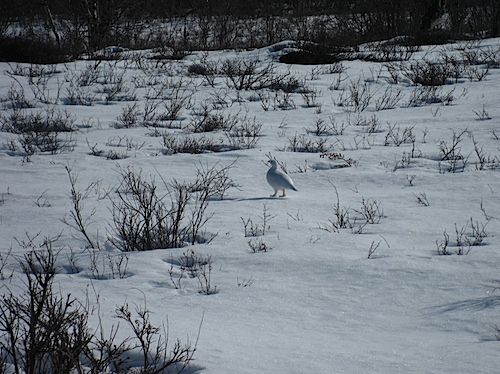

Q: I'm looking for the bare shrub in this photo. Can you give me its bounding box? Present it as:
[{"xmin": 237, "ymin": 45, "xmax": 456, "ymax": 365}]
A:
[
  {"xmin": 320, "ymin": 151, "xmax": 358, "ymax": 168},
  {"xmin": 1, "ymin": 83, "xmax": 33, "ymax": 109},
  {"xmin": 346, "ymin": 113, "xmax": 382, "ymax": 134},
  {"xmin": 437, "ymin": 128, "xmax": 469, "ymax": 173},
  {"xmin": 400, "ymin": 59, "xmax": 454, "ymax": 86},
  {"xmin": 1, "ymin": 107, "xmax": 75, "ymax": 134},
  {"xmin": 285, "ymin": 133, "xmax": 329, "ymax": 153},
  {"xmin": 437, "ymin": 218, "xmax": 488, "ymax": 255},
  {"xmin": 375, "ymin": 86, "xmax": 403, "ymax": 111},
  {"xmin": 157, "ymin": 87, "xmax": 193, "ymax": 121},
  {"xmin": 143, "ymin": 76, "xmax": 187, "ymax": 100},
  {"xmin": 189, "ymin": 161, "xmax": 239, "ymax": 201},
  {"xmin": 196, "ymin": 260, "xmax": 217, "ymax": 295},
  {"xmin": 0, "ymin": 247, "xmax": 13, "ymax": 281},
  {"xmin": 205, "ymin": 89, "xmax": 232, "ymax": 109},
  {"xmin": 225, "ymin": 116, "xmax": 263, "ymax": 149},
  {"xmin": 62, "ymin": 165, "xmax": 100, "ymax": 249},
  {"xmin": 63, "ymin": 61, "xmax": 102, "ymax": 105},
  {"xmin": 391, "ymin": 151, "xmax": 412, "ymax": 171},
  {"xmin": 65, "ymin": 81, "xmax": 96, "ymax": 105},
  {"xmin": 459, "ymin": 43, "xmax": 500, "ymax": 68},
  {"xmin": 336, "ymin": 78, "xmax": 373, "ymax": 113},
  {"xmin": 169, "ymin": 249, "xmax": 217, "ymax": 294},
  {"xmin": 188, "ymin": 58, "xmax": 218, "ymax": 87},
  {"xmin": 330, "ymin": 72, "xmax": 349, "ymax": 90},
  {"xmin": 237, "ymin": 276, "xmax": 255, "ymax": 287},
  {"xmin": 473, "ymin": 136, "xmax": 500, "ymax": 170},
  {"xmin": 161, "ymin": 133, "xmax": 223, "ymax": 154},
  {"xmin": 367, "ymin": 240, "xmax": 381, "ymax": 259},
  {"xmin": 306, "ymin": 117, "xmax": 331, "ymax": 136},
  {"xmin": 464, "ymin": 63, "xmax": 489, "ymax": 82},
  {"xmin": 168, "ymin": 260, "xmax": 185, "ymax": 290},
  {"xmin": 360, "ymin": 42, "xmax": 418, "ymax": 62},
  {"xmin": 188, "ymin": 108, "xmax": 238, "ymax": 133},
  {"xmin": 241, "ymin": 203, "xmax": 276, "ymax": 237},
  {"xmin": 321, "ymin": 184, "xmax": 382, "ymax": 234},
  {"xmin": 115, "ymin": 301, "xmax": 200, "ymax": 369},
  {"xmin": 65, "ymin": 60, "xmax": 101, "ymax": 87},
  {"xmin": 269, "ymin": 74, "xmax": 304, "ymax": 94},
  {"xmin": 83, "ymin": 320, "xmax": 133, "ymax": 373},
  {"xmin": 301, "ymin": 87, "xmax": 322, "ymax": 108},
  {"xmin": 98, "ymin": 69, "xmax": 136, "ymax": 104},
  {"xmin": 115, "ymin": 103, "xmax": 140, "ymax": 128},
  {"xmin": 1, "ymin": 107, "xmax": 76, "ymax": 156},
  {"xmin": 110, "ymin": 166, "xmax": 215, "ymax": 251},
  {"xmin": 177, "ymin": 249, "xmax": 206, "ymax": 277},
  {"xmin": 344, "ymin": 133, "xmax": 376, "ymax": 150},
  {"xmin": 25, "ymin": 67, "xmax": 63, "ymax": 105},
  {"xmin": 140, "ymin": 96, "xmax": 162, "ymax": 126},
  {"xmin": 328, "ymin": 116, "xmax": 349, "ymax": 135},
  {"xmin": 106, "ymin": 135, "xmax": 146, "ymax": 151},
  {"xmin": 110, "ymin": 168, "xmax": 186, "ymax": 251},
  {"xmin": 472, "ymin": 104, "xmax": 491, "ymax": 121},
  {"xmin": 273, "ymin": 90, "xmax": 296, "ymax": 110},
  {"xmin": 384, "ymin": 62, "xmax": 401, "ymax": 84},
  {"xmin": 414, "ymin": 192, "xmax": 430, "ymax": 206},
  {"xmin": 406, "ymin": 86, "xmax": 455, "ymax": 107},
  {"xmin": 241, "ymin": 217, "xmax": 263, "ymax": 237},
  {"xmin": 436, "ymin": 231, "xmax": 451, "ymax": 255},
  {"xmin": 384, "ymin": 124, "xmax": 415, "ymax": 146},
  {"xmin": 257, "ymin": 89, "xmax": 297, "ymax": 111},
  {"xmin": 27, "ymin": 275, "xmax": 200, "ymax": 373},
  {"xmin": 256, "ymin": 90, "xmax": 272, "ymax": 111},
  {"xmin": 220, "ymin": 58, "xmax": 277, "ymax": 90},
  {"xmin": 248, "ymin": 238, "xmax": 271, "ymax": 253},
  {"xmin": 87, "ymin": 251, "xmax": 130, "ymax": 280},
  {"xmin": 105, "ymin": 149, "xmax": 129, "ymax": 160},
  {"xmin": 354, "ymin": 198, "xmax": 384, "ymax": 224},
  {"xmin": 0, "ymin": 243, "xmax": 93, "ymax": 374},
  {"xmin": 317, "ymin": 183, "xmax": 354, "ymax": 233}
]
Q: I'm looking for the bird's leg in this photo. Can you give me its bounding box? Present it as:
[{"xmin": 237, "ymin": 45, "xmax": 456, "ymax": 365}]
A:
[
  {"xmin": 271, "ymin": 189, "xmax": 278, "ymax": 197},
  {"xmin": 280, "ymin": 190, "xmax": 286, "ymax": 197}
]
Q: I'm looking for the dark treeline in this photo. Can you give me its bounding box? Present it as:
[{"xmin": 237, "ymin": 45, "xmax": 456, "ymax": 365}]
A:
[{"xmin": 1, "ymin": 0, "xmax": 499, "ymax": 62}]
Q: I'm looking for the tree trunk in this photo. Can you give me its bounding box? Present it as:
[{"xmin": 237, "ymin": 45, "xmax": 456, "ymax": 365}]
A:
[
  {"xmin": 492, "ymin": 0, "xmax": 500, "ymax": 36},
  {"xmin": 43, "ymin": 2, "xmax": 61, "ymax": 48},
  {"xmin": 421, "ymin": 0, "xmax": 443, "ymax": 30}
]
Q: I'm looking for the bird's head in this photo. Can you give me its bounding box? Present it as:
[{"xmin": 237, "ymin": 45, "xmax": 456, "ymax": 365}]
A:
[{"xmin": 267, "ymin": 159, "xmax": 278, "ymax": 169}]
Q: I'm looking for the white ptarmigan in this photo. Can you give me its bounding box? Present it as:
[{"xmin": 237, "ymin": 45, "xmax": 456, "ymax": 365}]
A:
[{"xmin": 266, "ymin": 159, "xmax": 298, "ymax": 197}]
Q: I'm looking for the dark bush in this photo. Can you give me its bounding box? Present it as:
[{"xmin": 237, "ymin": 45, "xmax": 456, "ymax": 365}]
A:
[
  {"xmin": 1, "ymin": 0, "xmax": 500, "ymax": 61},
  {"xmin": 279, "ymin": 51, "xmax": 341, "ymax": 65},
  {"xmin": 413, "ymin": 30, "xmax": 453, "ymax": 46},
  {"xmin": 0, "ymin": 36, "xmax": 76, "ymax": 64}
]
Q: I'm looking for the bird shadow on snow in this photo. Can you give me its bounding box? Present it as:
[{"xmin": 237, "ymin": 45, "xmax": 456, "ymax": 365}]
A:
[{"xmin": 237, "ymin": 196, "xmax": 292, "ymax": 201}]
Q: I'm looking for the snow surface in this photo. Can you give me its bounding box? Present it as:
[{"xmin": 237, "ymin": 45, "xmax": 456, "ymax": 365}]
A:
[{"xmin": 1, "ymin": 38, "xmax": 500, "ymax": 373}]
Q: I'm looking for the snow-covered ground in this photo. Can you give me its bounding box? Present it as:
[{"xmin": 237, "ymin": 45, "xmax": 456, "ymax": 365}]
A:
[{"xmin": 1, "ymin": 38, "xmax": 500, "ymax": 373}]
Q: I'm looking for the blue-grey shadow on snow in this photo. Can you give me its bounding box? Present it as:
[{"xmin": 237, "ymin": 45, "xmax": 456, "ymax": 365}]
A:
[
  {"xmin": 237, "ymin": 196, "xmax": 291, "ymax": 201},
  {"xmin": 424, "ymin": 295, "xmax": 500, "ymax": 316},
  {"xmin": 115, "ymin": 347, "xmax": 205, "ymax": 373}
]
